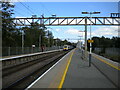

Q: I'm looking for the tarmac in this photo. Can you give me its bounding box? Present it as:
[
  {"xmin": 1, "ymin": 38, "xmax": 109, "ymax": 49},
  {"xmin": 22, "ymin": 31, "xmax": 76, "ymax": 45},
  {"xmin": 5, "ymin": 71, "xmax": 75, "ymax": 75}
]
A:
[{"xmin": 27, "ymin": 48, "xmax": 118, "ymax": 89}]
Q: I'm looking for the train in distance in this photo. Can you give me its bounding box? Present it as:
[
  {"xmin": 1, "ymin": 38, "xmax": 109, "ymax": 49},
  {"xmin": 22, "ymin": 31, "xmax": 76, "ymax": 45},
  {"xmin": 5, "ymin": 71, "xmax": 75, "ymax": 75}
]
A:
[{"xmin": 63, "ymin": 45, "xmax": 75, "ymax": 51}]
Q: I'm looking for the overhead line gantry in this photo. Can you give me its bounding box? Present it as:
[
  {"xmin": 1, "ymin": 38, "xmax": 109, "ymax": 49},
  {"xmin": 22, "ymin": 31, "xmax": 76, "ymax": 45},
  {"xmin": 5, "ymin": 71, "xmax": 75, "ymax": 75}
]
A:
[
  {"xmin": 11, "ymin": 17, "xmax": 120, "ymax": 26},
  {"xmin": 9, "ymin": 16, "xmax": 120, "ymax": 62}
]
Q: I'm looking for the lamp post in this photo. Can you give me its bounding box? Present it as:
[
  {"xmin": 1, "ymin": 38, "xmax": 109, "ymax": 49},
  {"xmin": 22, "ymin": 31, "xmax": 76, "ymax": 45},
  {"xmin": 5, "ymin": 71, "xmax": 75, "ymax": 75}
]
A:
[
  {"xmin": 39, "ymin": 14, "xmax": 44, "ymax": 51},
  {"xmin": 22, "ymin": 29, "xmax": 24, "ymax": 53},
  {"xmin": 47, "ymin": 30, "xmax": 50, "ymax": 48},
  {"xmin": 78, "ymin": 36, "xmax": 83, "ymax": 49},
  {"xmin": 20, "ymin": 26, "xmax": 25, "ymax": 54},
  {"xmin": 82, "ymin": 12, "xmax": 100, "ymax": 67},
  {"xmin": 46, "ymin": 28, "xmax": 53, "ymax": 48},
  {"xmin": 39, "ymin": 34, "xmax": 41, "ymax": 50}
]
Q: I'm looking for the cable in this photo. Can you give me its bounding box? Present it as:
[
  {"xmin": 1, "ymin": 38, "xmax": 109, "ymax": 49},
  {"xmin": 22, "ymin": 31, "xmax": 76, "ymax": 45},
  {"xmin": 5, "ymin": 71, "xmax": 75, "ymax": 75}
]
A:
[
  {"xmin": 14, "ymin": 5, "xmax": 32, "ymax": 16},
  {"xmin": 11, "ymin": 0, "xmax": 32, "ymax": 16},
  {"xmin": 23, "ymin": 1, "xmax": 40, "ymax": 16},
  {"xmin": 17, "ymin": 0, "xmax": 35, "ymax": 15},
  {"xmin": 39, "ymin": 2, "xmax": 53, "ymax": 16},
  {"xmin": 14, "ymin": 10, "xmax": 26, "ymax": 17}
]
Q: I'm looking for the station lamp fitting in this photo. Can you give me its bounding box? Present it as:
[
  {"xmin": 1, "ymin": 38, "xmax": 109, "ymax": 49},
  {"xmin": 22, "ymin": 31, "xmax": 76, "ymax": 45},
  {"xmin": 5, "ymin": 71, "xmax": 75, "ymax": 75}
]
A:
[
  {"xmin": 82, "ymin": 12, "xmax": 100, "ymax": 14},
  {"xmin": 32, "ymin": 15, "xmax": 37, "ymax": 18},
  {"xmin": 52, "ymin": 14, "xmax": 56, "ymax": 17}
]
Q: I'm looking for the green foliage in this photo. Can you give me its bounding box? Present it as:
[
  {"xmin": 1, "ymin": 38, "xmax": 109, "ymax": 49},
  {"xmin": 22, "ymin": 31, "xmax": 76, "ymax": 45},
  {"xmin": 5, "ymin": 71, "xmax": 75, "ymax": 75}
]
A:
[
  {"xmin": 2, "ymin": 2, "xmax": 22, "ymax": 47},
  {"xmin": 2, "ymin": 2, "xmax": 72, "ymax": 48},
  {"xmin": 22, "ymin": 23, "xmax": 46, "ymax": 47},
  {"xmin": 91, "ymin": 36, "xmax": 120, "ymax": 62},
  {"xmin": 88, "ymin": 36, "xmax": 120, "ymax": 52}
]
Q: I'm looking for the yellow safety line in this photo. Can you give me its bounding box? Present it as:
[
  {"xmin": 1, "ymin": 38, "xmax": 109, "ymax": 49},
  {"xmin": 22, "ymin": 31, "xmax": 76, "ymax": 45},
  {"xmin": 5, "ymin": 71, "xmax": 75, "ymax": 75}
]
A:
[
  {"xmin": 58, "ymin": 50, "xmax": 75, "ymax": 89},
  {"xmin": 48, "ymin": 57, "xmax": 68, "ymax": 88},
  {"xmin": 93, "ymin": 55, "xmax": 120, "ymax": 71}
]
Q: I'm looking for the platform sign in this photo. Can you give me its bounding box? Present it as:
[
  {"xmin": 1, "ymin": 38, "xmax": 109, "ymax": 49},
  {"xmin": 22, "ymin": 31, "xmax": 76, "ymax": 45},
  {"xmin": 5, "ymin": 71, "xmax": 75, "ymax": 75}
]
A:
[{"xmin": 88, "ymin": 40, "xmax": 94, "ymax": 43}]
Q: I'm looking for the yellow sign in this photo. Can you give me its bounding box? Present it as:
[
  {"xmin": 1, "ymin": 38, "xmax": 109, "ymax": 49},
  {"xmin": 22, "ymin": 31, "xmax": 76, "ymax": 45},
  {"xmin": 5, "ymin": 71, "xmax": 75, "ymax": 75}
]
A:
[{"xmin": 88, "ymin": 40, "xmax": 94, "ymax": 43}]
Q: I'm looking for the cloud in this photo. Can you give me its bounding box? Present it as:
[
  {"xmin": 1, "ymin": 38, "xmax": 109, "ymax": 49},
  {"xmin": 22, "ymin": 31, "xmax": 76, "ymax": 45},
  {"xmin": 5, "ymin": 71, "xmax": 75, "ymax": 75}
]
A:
[
  {"xmin": 90, "ymin": 26, "xmax": 118, "ymax": 38},
  {"xmin": 65, "ymin": 28, "xmax": 84, "ymax": 35},
  {"xmin": 65, "ymin": 28, "xmax": 79, "ymax": 35},
  {"xmin": 55, "ymin": 29, "xmax": 61, "ymax": 32},
  {"xmin": 64, "ymin": 26, "xmax": 118, "ymax": 40}
]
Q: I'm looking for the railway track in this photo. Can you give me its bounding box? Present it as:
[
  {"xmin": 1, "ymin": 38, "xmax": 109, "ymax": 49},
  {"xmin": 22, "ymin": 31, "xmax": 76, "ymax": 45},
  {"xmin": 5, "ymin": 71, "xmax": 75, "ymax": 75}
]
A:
[{"xmin": 2, "ymin": 50, "xmax": 70, "ymax": 89}]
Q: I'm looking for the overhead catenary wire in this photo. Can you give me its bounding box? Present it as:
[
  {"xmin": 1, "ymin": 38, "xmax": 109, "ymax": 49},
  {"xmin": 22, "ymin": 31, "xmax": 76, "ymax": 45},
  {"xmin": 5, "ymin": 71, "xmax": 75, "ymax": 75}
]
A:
[
  {"xmin": 14, "ymin": 10, "xmax": 26, "ymax": 17},
  {"xmin": 11, "ymin": 0, "xmax": 33, "ymax": 17},
  {"xmin": 6, "ymin": 1, "xmax": 55, "ymax": 18},
  {"xmin": 1, "ymin": 1, "xmax": 26, "ymax": 18},
  {"xmin": 17, "ymin": 0, "xmax": 35, "ymax": 15},
  {"xmin": 16, "ymin": 0, "xmax": 43, "ymax": 17},
  {"xmin": 14, "ymin": 4, "xmax": 32, "ymax": 16},
  {"xmin": 14, "ymin": 1, "xmax": 54, "ymax": 18},
  {"xmin": 22, "ymin": 1, "xmax": 41, "ymax": 16},
  {"xmin": 39, "ymin": 2, "xmax": 53, "ymax": 16}
]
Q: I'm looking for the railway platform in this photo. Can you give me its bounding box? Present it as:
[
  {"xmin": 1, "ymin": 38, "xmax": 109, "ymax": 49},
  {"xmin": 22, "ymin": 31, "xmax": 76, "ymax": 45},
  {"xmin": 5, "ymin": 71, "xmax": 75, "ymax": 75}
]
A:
[{"xmin": 26, "ymin": 48, "xmax": 119, "ymax": 89}]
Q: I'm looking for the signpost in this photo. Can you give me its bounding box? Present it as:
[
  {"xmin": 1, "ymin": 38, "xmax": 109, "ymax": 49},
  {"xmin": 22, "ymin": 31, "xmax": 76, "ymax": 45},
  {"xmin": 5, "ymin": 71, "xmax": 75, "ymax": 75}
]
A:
[{"xmin": 88, "ymin": 40, "xmax": 94, "ymax": 43}]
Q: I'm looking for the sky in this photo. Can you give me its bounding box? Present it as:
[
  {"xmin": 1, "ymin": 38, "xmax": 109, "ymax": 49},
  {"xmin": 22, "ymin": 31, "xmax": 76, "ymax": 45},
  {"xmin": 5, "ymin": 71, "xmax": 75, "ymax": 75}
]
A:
[
  {"xmin": 12, "ymin": 1, "xmax": 119, "ymax": 43},
  {"xmin": 8, "ymin": 0, "xmax": 120, "ymax": 2}
]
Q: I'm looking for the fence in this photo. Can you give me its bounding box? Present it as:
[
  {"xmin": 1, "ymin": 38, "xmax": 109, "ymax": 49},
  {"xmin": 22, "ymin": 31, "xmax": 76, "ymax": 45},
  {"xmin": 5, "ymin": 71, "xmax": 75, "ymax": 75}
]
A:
[
  {"xmin": 93, "ymin": 47, "xmax": 120, "ymax": 62},
  {"xmin": 2, "ymin": 46, "xmax": 63, "ymax": 57}
]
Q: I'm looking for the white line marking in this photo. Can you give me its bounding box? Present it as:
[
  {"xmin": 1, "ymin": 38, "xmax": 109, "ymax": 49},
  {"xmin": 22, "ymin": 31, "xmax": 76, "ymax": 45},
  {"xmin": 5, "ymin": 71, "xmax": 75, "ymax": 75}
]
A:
[
  {"xmin": 92, "ymin": 53, "xmax": 119, "ymax": 66},
  {"xmin": 25, "ymin": 50, "xmax": 73, "ymax": 90},
  {"xmin": 0, "ymin": 49, "xmax": 63, "ymax": 61}
]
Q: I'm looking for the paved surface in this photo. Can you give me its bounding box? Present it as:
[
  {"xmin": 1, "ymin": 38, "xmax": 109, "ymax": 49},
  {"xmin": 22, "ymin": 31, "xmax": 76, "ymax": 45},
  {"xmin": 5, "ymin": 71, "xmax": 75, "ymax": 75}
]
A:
[
  {"xmin": 27, "ymin": 48, "xmax": 118, "ymax": 89},
  {"xmin": 92, "ymin": 53, "xmax": 119, "ymax": 87},
  {"xmin": 27, "ymin": 49, "xmax": 74, "ymax": 88},
  {"xmin": 62, "ymin": 49, "xmax": 116, "ymax": 88}
]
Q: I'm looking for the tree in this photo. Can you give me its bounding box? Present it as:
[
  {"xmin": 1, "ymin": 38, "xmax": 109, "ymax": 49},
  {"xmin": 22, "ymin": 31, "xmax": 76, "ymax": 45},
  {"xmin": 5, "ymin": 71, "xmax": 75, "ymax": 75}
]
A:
[
  {"xmin": 21, "ymin": 22, "xmax": 54, "ymax": 49},
  {"xmin": 112, "ymin": 37, "xmax": 120, "ymax": 48},
  {"xmin": 2, "ymin": 2, "xmax": 21, "ymax": 47},
  {"xmin": 90, "ymin": 36, "xmax": 120, "ymax": 54}
]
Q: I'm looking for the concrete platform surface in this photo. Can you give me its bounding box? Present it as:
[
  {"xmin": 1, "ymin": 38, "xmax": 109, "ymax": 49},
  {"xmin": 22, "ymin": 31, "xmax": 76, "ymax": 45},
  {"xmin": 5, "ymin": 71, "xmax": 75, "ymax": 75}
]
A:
[
  {"xmin": 62, "ymin": 49, "xmax": 116, "ymax": 88},
  {"xmin": 26, "ymin": 48, "xmax": 118, "ymax": 89}
]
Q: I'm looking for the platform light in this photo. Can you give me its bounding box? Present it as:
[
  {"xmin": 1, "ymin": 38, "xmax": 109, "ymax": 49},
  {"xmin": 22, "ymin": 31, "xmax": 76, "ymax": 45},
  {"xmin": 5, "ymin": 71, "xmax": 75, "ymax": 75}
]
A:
[
  {"xmin": 32, "ymin": 15, "xmax": 37, "ymax": 18},
  {"xmin": 52, "ymin": 14, "xmax": 56, "ymax": 17},
  {"xmin": 82, "ymin": 12, "xmax": 100, "ymax": 14},
  {"xmin": 82, "ymin": 12, "xmax": 89, "ymax": 14},
  {"xmin": 82, "ymin": 11, "xmax": 100, "ymax": 67},
  {"xmin": 93, "ymin": 12, "xmax": 100, "ymax": 14}
]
